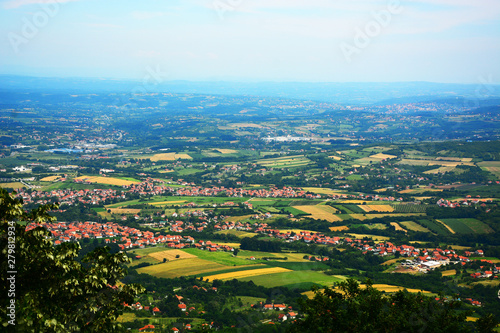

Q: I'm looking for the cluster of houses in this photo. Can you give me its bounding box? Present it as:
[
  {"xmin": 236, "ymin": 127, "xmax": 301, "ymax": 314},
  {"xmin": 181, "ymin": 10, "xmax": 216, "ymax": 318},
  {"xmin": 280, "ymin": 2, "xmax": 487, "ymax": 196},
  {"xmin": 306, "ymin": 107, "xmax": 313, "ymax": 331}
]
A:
[
  {"xmin": 26, "ymin": 221, "xmax": 235, "ymax": 253},
  {"xmin": 469, "ymin": 262, "xmax": 500, "ymax": 279},
  {"xmin": 15, "ymin": 176, "xmax": 413, "ymax": 210},
  {"xmin": 436, "ymin": 197, "xmax": 493, "ymax": 208}
]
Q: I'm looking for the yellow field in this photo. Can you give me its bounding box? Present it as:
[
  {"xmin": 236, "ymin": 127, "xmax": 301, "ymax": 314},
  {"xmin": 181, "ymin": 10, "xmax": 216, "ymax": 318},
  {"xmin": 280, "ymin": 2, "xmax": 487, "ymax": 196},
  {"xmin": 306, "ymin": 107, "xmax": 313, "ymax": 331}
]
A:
[
  {"xmin": 149, "ymin": 153, "xmax": 192, "ymax": 161},
  {"xmin": 358, "ymin": 205, "xmax": 373, "ymax": 212},
  {"xmin": 330, "ymin": 226, "xmax": 349, "ymax": 232},
  {"xmin": 367, "ymin": 205, "xmax": 394, "ymax": 212},
  {"xmin": 148, "ymin": 249, "xmax": 197, "ymax": 262},
  {"xmin": 216, "ymin": 149, "xmax": 238, "ymax": 154},
  {"xmin": 148, "ymin": 200, "xmax": 186, "ymax": 206},
  {"xmin": 73, "ymin": 176, "xmax": 139, "ymax": 186},
  {"xmin": 204, "ymin": 267, "xmax": 291, "ymax": 282},
  {"xmin": 0, "ymin": 182, "xmax": 25, "ymax": 189},
  {"xmin": 466, "ymin": 317, "xmax": 479, "ymax": 322},
  {"xmin": 436, "ymin": 220, "xmax": 456, "ymax": 234},
  {"xmin": 137, "ymin": 258, "xmax": 245, "ymax": 278},
  {"xmin": 368, "ymin": 284, "xmax": 431, "ymax": 294},
  {"xmin": 441, "ymin": 270, "xmax": 456, "ymax": 277},
  {"xmin": 424, "ymin": 166, "xmax": 456, "ymax": 174},
  {"xmin": 293, "ymin": 205, "xmax": 342, "ymax": 222},
  {"xmin": 340, "ymin": 200, "xmax": 368, "ymax": 204},
  {"xmin": 108, "ymin": 208, "xmax": 141, "ymax": 214},
  {"xmin": 329, "ymin": 155, "xmax": 342, "ymax": 160},
  {"xmin": 369, "ymin": 153, "xmax": 397, "ymax": 160},
  {"xmin": 40, "ymin": 176, "xmax": 61, "ymax": 181},
  {"xmin": 390, "ymin": 222, "xmax": 406, "ymax": 232},
  {"xmin": 301, "ymin": 187, "xmax": 345, "ymax": 196},
  {"xmin": 347, "ymin": 233, "xmax": 390, "ymax": 241}
]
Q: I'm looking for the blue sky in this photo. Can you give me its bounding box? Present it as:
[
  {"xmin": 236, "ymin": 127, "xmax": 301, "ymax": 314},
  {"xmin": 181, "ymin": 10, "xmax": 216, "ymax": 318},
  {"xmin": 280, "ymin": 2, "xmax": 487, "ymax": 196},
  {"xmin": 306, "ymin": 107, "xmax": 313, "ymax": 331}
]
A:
[{"xmin": 0, "ymin": 0, "xmax": 499, "ymax": 83}]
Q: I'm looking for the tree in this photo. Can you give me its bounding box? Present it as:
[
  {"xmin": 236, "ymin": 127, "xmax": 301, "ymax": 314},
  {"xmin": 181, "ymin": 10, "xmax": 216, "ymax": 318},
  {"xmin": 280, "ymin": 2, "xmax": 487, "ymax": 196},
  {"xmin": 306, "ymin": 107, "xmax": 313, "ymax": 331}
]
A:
[
  {"xmin": 292, "ymin": 278, "xmax": 475, "ymax": 333},
  {"xmin": 0, "ymin": 188, "xmax": 144, "ymax": 332}
]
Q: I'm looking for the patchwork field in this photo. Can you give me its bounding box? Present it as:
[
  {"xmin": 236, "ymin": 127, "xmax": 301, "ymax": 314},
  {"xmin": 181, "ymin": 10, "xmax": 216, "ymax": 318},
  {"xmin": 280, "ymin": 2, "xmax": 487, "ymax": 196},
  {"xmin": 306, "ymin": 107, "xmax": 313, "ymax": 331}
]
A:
[
  {"xmin": 137, "ymin": 258, "xmax": 229, "ymax": 278},
  {"xmin": 204, "ymin": 267, "xmax": 291, "ymax": 282},
  {"xmin": 478, "ymin": 161, "xmax": 500, "ymax": 178},
  {"xmin": 73, "ymin": 176, "xmax": 140, "ymax": 186},
  {"xmin": 438, "ymin": 218, "xmax": 495, "ymax": 234},
  {"xmin": 292, "ymin": 205, "xmax": 342, "ymax": 222},
  {"xmin": 149, "ymin": 153, "xmax": 192, "ymax": 161},
  {"xmin": 257, "ymin": 155, "xmax": 311, "ymax": 168}
]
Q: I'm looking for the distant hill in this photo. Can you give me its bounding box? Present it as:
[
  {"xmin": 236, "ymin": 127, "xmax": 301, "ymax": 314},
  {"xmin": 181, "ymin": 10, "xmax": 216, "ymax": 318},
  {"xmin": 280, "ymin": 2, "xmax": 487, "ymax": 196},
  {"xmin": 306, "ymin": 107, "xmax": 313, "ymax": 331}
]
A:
[{"xmin": 1, "ymin": 75, "xmax": 499, "ymax": 105}]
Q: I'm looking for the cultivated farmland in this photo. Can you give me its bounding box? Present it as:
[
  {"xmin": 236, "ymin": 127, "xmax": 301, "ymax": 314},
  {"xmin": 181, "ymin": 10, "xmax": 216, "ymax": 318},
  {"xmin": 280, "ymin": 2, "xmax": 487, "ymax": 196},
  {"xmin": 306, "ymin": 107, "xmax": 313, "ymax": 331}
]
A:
[
  {"xmin": 149, "ymin": 153, "xmax": 192, "ymax": 161},
  {"xmin": 292, "ymin": 205, "xmax": 342, "ymax": 222},
  {"xmin": 137, "ymin": 258, "xmax": 229, "ymax": 278},
  {"xmin": 148, "ymin": 249, "xmax": 197, "ymax": 262},
  {"xmin": 204, "ymin": 267, "xmax": 291, "ymax": 282},
  {"xmin": 73, "ymin": 176, "xmax": 140, "ymax": 186},
  {"xmin": 400, "ymin": 221, "xmax": 431, "ymax": 233},
  {"xmin": 239, "ymin": 270, "xmax": 344, "ymax": 289},
  {"xmin": 439, "ymin": 218, "xmax": 495, "ymax": 234}
]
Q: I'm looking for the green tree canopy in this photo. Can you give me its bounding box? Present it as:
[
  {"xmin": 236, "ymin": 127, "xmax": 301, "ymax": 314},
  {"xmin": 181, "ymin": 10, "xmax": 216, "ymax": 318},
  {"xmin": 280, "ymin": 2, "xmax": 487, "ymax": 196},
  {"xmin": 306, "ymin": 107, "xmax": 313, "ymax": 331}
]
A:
[
  {"xmin": 0, "ymin": 188, "xmax": 144, "ymax": 332},
  {"xmin": 292, "ymin": 278, "xmax": 481, "ymax": 333}
]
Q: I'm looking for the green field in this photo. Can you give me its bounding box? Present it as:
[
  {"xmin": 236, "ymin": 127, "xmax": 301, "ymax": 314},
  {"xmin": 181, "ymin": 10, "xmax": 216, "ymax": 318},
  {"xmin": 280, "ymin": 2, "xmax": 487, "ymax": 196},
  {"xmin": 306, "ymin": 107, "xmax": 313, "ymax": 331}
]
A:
[
  {"xmin": 182, "ymin": 248, "xmax": 252, "ymax": 266},
  {"xmin": 417, "ymin": 219, "xmax": 450, "ymax": 235},
  {"xmin": 238, "ymin": 270, "xmax": 344, "ymax": 289},
  {"xmin": 215, "ymin": 229, "xmax": 257, "ymax": 238},
  {"xmin": 264, "ymin": 261, "xmax": 330, "ymax": 271},
  {"xmin": 439, "ymin": 218, "xmax": 495, "ymax": 234},
  {"xmin": 392, "ymin": 204, "xmax": 428, "ymax": 213},
  {"xmin": 400, "ymin": 221, "xmax": 431, "ymax": 233}
]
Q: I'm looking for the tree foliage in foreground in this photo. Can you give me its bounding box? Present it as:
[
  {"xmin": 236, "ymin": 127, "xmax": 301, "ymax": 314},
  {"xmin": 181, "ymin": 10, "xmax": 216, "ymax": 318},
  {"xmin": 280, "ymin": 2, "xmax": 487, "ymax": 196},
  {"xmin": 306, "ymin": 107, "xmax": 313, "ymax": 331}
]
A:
[
  {"xmin": 292, "ymin": 278, "xmax": 498, "ymax": 333},
  {"xmin": 0, "ymin": 188, "xmax": 144, "ymax": 332}
]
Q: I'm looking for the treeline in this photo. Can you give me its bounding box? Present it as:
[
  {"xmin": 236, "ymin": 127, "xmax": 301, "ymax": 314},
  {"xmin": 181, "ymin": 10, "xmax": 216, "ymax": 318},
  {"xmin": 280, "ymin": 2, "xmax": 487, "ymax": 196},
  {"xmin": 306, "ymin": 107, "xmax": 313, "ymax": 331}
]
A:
[{"xmin": 240, "ymin": 237, "xmax": 282, "ymax": 252}]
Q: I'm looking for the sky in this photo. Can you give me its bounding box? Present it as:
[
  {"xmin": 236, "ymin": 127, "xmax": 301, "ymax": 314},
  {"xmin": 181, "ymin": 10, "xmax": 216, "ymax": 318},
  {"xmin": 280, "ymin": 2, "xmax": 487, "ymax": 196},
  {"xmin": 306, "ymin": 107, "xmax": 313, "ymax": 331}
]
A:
[{"xmin": 0, "ymin": 0, "xmax": 499, "ymax": 83}]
